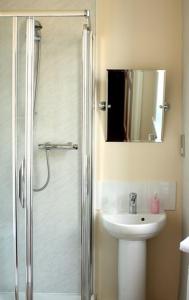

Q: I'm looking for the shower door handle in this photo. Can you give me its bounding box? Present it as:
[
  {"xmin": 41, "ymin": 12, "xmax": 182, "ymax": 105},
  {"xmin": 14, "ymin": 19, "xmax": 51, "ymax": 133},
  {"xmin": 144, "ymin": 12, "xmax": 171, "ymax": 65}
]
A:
[{"xmin": 18, "ymin": 159, "xmax": 25, "ymax": 208}]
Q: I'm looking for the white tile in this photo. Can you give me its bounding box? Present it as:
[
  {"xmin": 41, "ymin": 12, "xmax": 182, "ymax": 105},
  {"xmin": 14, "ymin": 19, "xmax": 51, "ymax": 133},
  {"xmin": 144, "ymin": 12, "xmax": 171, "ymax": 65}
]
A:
[{"xmin": 97, "ymin": 180, "xmax": 176, "ymax": 213}]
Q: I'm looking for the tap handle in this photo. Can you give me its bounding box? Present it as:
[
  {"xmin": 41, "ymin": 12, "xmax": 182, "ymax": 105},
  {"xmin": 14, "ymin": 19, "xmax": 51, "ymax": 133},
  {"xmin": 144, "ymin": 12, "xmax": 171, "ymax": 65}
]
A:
[{"xmin": 129, "ymin": 192, "xmax": 137, "ymax": 202}]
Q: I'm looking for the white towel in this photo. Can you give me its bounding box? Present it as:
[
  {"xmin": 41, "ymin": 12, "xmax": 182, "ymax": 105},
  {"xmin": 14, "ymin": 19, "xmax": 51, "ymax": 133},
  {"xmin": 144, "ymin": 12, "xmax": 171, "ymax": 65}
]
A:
[{"xmin": 180, "ymin": 237, "xmax": 189, "ymax": 253}]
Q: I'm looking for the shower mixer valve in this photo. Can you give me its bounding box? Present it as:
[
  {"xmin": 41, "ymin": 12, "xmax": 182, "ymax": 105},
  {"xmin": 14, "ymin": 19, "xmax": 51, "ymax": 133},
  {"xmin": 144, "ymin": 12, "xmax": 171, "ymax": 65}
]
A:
[
  {"xmin": 38, "ymin": 142, "xmax": 78, "ymax": 151},
  {"xmin": 34, "ymin": 142, "xmax": 78, "ymax": 192}
]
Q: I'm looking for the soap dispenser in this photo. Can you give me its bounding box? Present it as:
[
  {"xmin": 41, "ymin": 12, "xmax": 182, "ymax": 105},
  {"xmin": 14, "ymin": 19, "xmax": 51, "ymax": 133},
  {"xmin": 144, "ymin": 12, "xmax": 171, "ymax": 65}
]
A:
[{"xmin": 150, "ymin": 192, "xmax": 160, "ymax": 214}]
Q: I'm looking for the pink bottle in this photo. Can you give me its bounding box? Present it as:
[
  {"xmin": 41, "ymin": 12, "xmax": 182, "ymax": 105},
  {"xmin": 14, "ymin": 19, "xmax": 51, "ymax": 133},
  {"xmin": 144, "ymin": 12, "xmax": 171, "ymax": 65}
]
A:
[{"xmin": 150, "ymin": 193, "xmax": 160, "ymax": 214}]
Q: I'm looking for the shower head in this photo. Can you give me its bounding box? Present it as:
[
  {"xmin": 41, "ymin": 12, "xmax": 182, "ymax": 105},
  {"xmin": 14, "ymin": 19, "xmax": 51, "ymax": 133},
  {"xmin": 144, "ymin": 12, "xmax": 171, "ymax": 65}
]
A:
[{"xmin": 35, "ymin": 20, "xmax": 42, "ymax": 41}]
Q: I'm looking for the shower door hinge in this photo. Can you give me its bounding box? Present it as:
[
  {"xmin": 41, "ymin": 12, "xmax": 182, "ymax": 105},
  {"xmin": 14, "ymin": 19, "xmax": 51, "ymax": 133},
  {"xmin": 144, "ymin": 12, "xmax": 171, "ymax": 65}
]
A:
[{"xmin": 180, "ymin": 134, "xmax": 185, "ymax": 157}]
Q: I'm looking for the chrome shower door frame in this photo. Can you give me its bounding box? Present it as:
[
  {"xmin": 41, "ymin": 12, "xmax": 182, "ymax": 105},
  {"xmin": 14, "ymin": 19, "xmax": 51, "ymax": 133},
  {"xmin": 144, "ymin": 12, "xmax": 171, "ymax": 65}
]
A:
[
  {"xmin": 81, "ymin": 24, "xmax": 93, "ymax": 300},
  {"xmin": 25, "ymin": 16, "xmax": 35, "ymax": 300},
  {"xmin": 12, "ymin": 16, "xmax": 19, "ymax": 300},
  {"xmin": 9, "ymin": 10, "xmax": 93, "ymax": 300}
]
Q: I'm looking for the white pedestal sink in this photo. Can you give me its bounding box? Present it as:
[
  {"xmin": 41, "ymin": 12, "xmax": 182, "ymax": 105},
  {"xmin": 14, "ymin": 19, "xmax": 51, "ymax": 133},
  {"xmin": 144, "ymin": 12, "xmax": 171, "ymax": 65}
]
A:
[{"xmin": 102, "ymin": 212, "xmax": 167, "ymax": 300}]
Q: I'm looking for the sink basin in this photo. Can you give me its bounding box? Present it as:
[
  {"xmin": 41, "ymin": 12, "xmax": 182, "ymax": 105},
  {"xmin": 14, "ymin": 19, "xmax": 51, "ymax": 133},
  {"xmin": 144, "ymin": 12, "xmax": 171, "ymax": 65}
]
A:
[{"xmin": 102, "ymin": 212, "xmax": 167, "ymax": 241}]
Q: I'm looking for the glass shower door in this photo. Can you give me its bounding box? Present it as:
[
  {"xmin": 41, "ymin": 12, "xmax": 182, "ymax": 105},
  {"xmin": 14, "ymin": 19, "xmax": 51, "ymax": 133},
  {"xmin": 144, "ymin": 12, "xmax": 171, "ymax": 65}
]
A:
[
  {"xmin": 0, "ymin": 16, "xmax": 29, "ymax": 300},
  {"xmin": 13, "ymin": 16, "xmax": 35, "ymax": 300},
  {"xmin": 0, "ymin": 16, "xmax": 31, "ymax": 300},
  {"xmin": 16, "ymin": 16, "xmax": 29, "ymax": 300},
  {"xmin": 32, "ymin": 16, "xmax": 84, "ymax": 300},
  {"xmin": 32, "ymin": 16, "xmax": 93, "ymax": 300}
]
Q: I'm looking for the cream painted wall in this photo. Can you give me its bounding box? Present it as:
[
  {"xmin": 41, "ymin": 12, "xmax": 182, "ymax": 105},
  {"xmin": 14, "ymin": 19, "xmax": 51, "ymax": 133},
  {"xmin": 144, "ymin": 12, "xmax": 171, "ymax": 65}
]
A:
[
  {"xmin": 95, "ymin": 1, "xmax": 182, "ymax": 300},
  {"xmin": 180, "ymin": 0, "xmax": 189, "ymax": 299}
]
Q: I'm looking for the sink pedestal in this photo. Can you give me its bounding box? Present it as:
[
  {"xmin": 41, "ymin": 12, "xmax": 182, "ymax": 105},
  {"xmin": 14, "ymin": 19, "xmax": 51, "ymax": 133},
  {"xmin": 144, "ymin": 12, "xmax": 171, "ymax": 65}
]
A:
[
  {"xmin": 102, "ymin": 212, "xmax": 166, "ymax": 300},
  {"xmin": 118, "ymin": 240, "xmax": 146, "ymax": 300}
]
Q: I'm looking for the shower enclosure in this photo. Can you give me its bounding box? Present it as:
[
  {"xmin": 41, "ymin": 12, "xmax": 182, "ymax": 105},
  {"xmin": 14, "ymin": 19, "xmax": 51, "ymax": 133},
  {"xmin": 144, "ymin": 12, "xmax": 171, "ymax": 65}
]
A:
[{"xmin": 0, "ymin": 10, "xmax": 93, "ymax": 300}]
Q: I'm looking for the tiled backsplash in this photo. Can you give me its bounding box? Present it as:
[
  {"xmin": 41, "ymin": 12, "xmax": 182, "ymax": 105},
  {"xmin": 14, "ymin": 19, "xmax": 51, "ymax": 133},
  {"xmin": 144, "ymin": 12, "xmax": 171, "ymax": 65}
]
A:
[{"xmin": 96, "ymin": 181, "xmax": 176, "ymax": 213}]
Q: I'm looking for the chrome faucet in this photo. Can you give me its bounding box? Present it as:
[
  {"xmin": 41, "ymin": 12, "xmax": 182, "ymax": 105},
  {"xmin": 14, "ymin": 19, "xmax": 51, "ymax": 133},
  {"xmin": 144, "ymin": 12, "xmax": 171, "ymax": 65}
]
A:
[{"xmin": 129, "ymin": 192, "xmax": 137, "ymax": 214}]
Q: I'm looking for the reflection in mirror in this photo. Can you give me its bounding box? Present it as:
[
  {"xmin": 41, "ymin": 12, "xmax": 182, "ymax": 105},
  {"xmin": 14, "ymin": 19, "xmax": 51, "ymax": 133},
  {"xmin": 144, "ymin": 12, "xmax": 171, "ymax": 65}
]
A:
[{"xmin": 106, "ymin": 69, "xmax": 166, "ymax": 142}]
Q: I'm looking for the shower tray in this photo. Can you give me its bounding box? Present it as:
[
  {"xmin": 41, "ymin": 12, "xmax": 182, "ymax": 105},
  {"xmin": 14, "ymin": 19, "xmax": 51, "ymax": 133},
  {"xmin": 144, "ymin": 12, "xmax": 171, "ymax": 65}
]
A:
[{"xmin": 0, "ymin": 293, "xmax": 80, "ymax": 300}]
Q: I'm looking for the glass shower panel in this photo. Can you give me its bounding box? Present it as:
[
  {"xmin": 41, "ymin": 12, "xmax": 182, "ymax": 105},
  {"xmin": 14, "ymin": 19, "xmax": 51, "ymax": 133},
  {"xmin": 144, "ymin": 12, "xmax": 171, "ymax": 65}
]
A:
[
  {"xmin": 33, "ymin": 16, "xmax": 84, "ymax": 299},
  {"xmin": 17, "ymin": 17, "xmax": 27, "ymax": 299},
  {"xmin": 0, "ymin": 17, "xmax": 15, "ymax": 299}
]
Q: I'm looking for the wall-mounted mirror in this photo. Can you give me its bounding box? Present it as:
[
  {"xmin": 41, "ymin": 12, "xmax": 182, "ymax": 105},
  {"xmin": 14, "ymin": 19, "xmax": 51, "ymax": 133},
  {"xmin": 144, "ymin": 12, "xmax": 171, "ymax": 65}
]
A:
[{"xmin": 105, "ymin": 69, "xmax": 167, "ymax": 142}]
